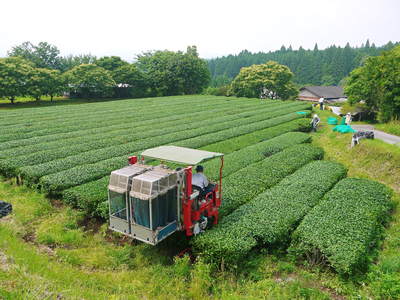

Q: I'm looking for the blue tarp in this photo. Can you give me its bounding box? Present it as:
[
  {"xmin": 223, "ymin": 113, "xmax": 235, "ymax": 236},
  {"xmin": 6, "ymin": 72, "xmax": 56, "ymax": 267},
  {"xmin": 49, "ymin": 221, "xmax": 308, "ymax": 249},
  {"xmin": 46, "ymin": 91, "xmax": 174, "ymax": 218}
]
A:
[
  {"xmin": 327, "ymin": 117, "xmax": 338, "ymax": 125},
  {"xmin": 332, "ymin": 125, "xmax": 357, "ymax": 133}
]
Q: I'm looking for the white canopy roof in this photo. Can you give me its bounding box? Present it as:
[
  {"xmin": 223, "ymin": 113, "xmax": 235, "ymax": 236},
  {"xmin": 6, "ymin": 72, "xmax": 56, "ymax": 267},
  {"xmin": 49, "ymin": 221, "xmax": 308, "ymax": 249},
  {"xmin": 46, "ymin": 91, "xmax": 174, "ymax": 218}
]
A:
[{"xmin": 141, "ymin": 146, "xmax": 223, "ymax": 165}]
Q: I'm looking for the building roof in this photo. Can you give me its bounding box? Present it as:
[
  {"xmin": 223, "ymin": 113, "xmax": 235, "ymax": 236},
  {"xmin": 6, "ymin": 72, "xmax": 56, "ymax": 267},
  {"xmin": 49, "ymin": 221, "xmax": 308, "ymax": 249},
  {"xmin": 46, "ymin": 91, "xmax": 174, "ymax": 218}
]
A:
[
  {"xmin": 301, "ymin": 86, "xmax": 346, "ymax": 99},
  {"xmin": 141, "ymin": 146, "xmax": 223, "ymax": 165}
]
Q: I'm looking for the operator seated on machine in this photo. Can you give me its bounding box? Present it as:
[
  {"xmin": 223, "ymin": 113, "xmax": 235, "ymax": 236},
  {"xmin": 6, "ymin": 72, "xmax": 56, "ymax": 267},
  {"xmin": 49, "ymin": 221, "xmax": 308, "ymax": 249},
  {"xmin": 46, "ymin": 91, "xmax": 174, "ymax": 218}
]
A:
[{"xmin": 192, "ymin": 165, "xmax": 215, "ymax": 199}]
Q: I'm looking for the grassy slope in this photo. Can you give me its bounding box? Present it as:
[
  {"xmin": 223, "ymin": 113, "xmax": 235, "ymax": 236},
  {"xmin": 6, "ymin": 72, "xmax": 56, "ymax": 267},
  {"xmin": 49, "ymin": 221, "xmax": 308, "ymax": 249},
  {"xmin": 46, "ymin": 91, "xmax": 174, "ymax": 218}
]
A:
[
  {"xmin": 375, "ymin": 120, "xmax": 400, "ymax": 137},
  {"xmin": 311, "ymin": 110, "xmax": 400, "ymax": 298},
  {"xmin": 1, "ymin": 105, "xmax": 400, "ymax": 299}
]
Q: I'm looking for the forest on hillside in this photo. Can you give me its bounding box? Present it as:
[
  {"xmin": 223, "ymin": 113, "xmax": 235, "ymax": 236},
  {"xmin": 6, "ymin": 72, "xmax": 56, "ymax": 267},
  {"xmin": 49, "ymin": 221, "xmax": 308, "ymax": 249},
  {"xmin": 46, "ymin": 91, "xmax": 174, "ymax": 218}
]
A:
[{"xmin": 208, "ymin": 40, "xmax": 399, "ymax": 87}]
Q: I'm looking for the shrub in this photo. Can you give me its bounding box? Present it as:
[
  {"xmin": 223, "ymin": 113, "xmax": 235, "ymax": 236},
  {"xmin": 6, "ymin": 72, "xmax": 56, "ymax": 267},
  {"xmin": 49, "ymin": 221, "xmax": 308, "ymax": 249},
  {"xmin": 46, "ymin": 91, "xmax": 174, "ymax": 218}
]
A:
[
  {"xmin": 63, "ymin": 131, "xmax": 311, "ymax": 216},
  {"xmin": 0, "ymin": 95, "xmax": 270, "ymax": 147},
  {"xmin": 202, "ymin": 86, "xmax": 230, "ymax": 96},
  {"xmin": 18, "ymin": 102, "xmax": 307, "ymax": 184},
  {"xmin": 0, "ymin": 101, "xmax": 262, "ymax": 156},
  {"xmin": 200, "ymin": 117, "xmax": 310, "ymax": 155},
  {"xmin": 62, "ymin": 121, "xmax": 311, "ymax": 217},
  {"xmin": 203, "ymin": 131, "xmax": 311, "ymax": 180},
  {"xmin": 219, "ymin": 144, "xmax": 324, "ymax": 216},
  {"xmin": 32, "ymin": 108, "xmax": 308, "ymax": 193},
  {"xmin": 193, "ymin": 161, "xmax": 347, "ymax": 266},
  {"xmin": 289, "ymin": 178, "xmax": 393, "ymax": 275},
  {"xmin": 1, "ymin": 103, "xmax": 287, "ymax": 177}
]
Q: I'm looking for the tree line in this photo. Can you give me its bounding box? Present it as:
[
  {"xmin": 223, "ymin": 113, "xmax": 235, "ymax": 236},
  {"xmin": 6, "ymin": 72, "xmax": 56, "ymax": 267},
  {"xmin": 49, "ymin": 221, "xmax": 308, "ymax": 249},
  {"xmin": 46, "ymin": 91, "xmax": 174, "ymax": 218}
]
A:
[
  {"xmin": 345, "ymin": 45, "xmax": 400, "ymax": 122},
  {"xmin": 208, "ymin": 40, "xmax": 399, "ymax": 87},
  {"xmin": 0, "ymin": 42, "xmax": 210, "ymax": 103}
]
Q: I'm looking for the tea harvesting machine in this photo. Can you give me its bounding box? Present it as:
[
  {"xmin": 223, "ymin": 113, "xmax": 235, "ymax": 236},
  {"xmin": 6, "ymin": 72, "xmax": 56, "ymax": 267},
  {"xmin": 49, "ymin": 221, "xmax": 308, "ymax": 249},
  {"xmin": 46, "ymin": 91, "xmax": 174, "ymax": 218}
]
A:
[{"xmin": 108, "ymin": 146, "xmax": 224, "ymax": 245}]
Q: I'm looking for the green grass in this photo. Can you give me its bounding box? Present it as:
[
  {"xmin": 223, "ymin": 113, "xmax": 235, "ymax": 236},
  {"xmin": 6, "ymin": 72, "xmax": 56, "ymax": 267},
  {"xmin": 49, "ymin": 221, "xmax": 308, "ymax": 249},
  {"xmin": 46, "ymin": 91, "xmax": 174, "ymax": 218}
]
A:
[
  {"xmin": 312, "ymin": 110, "xmax": 400, "ymax": 194},
  {"xmin": 0, "ymin": 179, "xmax": 337, "ymax": 299},
  {"xmin": 311, "ymin": 109, "xmax": 400, "ymax": 298},
  {"xmin": 375, "ymin": 120, "xmax": 400, "ymax": 136}
]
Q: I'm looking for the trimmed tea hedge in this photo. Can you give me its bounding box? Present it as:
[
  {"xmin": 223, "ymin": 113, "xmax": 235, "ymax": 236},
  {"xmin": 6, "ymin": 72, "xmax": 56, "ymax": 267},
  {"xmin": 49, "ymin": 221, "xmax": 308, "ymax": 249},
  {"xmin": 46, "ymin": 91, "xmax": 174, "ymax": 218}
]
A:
[
  {"xmin": 29, "ymin": 110, "xmax": 307, "ymax": 192},
  {"xmin": 0, "ymin": 98, "xmax": 280, "ymax": 150},
  {"xmin": 0, "ymin": 104, "xmax": 282, "ymax": 176},
  {"xmin": 0, "ymin": 103, "xmax": 259, "ymax": 157},
  {"xmin": 0, "ymin": 97, "xmax": 288, "ymax": 150},
  {"xmin": 289, "ymin": 178, "xmax": 393, "ymax": 275},
  {"xmin": 203, "ymin": 131, "xmax": 311, "ymax": 180},
  {"xmin": 193, "ymin": 161, "xmax": 347, "ymax": 265},
  {"xmin": 0, "ymin": 95, "xmax": 266, "ymax": 127},
  {"xmin": 1, "ymin": 95, "xmax": 261, "ymax": 139},
  {"xmin": 200, "ymin": 113, "xmax": 311, "ymax": 154},
  {"xmin": 63, "ymin": 131, "xmax": 311, "ymax": 216},
  {"xmin": 219, "ymin": 144, "xmax": 324, "ymax": 216},
  {"xmin": 1, "ymin": 96, "xmax": 240, "ymax": 135},
  {"xmin": 63, "ymin": 119, "xmax": 309, "ymax": 218}
]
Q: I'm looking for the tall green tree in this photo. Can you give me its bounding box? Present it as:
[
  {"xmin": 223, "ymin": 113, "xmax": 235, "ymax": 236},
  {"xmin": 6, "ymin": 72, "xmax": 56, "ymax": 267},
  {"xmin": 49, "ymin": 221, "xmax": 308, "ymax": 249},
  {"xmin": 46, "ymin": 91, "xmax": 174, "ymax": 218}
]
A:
[
  {"xmin": 136, "ymin": 50, "xmax": 182, "ymax": 96},
  {"xmin": 63, "ymin": 64, "xmax": 115, "ymax": 98},
  {"xmin": 136, "ymin": 47, "xmax": 210, "ymax": 96},
  {"xmin": 95, "ymin": 56, "xmax": 129, "ymax": 72},
  {"xmin": 345, "ymin": 45, "xmax": 400, "ymax": 121},
  {"xmin": 0, "ymin": 57, "xmax": 34, "ymax": 103},
  {"xmin": 59, "ymin": 54, "xmax": 97, "ymax": 72},
  {"xmin": 8, "ymin": 41, "xmax": 62, "ymax": 70},
  {"xmin": 27, "ymin": 68, "xmax": 64, "ymax": 101},
  {"xmin": 112, "ymin": 64, "xmax": 148, "ymax": 98},
  {"xmin": 230, "ymin": 61, "xmax": 298, "ymax": 99},
  {"xmin": 208, "ymin": 41, "xmax": 399, "ymax": 87},
  {"xmin": 180, "ymin": 46, "xmax": 211, "ymax": 94}
]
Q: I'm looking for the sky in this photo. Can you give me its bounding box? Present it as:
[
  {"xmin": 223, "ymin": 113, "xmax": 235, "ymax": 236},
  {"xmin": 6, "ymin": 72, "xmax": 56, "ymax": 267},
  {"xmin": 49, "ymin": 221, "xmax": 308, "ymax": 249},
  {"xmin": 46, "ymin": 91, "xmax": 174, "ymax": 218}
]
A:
[{"xmin": 0, "ymin": 0, "xmax": 399, "ymax": 60}]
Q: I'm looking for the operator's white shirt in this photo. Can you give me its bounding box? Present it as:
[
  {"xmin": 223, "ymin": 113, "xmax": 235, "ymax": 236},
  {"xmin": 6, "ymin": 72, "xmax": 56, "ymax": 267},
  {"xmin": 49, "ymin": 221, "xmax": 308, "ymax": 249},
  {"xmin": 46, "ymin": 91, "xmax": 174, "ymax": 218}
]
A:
[
  {"xmin": 192, "ymin": 173, "xmax": 209, "ymax": 189},
  {"xmin": 319, "ymin": 97, "xmax": 324, "ymax": 103}
]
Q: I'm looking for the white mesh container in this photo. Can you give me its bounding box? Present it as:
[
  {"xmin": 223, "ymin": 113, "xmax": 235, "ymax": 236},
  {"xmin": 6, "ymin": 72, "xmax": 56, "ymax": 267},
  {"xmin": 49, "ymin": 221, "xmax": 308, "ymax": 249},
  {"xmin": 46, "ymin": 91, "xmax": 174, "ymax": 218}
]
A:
[
  {"xmin": 130, "ymin": 170, "xmax": 172, "ymax": 200},
  {"xmin": 108, "ymin": 164, "xmax": 150, "ymax": 194},
  {"xmin": 152, "ymin": 166, "xmax": 178, "ymax": 189}
]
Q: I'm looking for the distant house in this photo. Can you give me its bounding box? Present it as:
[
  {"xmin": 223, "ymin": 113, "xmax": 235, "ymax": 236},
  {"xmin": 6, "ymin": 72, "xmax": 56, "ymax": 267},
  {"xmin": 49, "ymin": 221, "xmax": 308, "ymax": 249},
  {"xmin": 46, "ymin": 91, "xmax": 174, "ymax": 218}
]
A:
[{"xmin": 298, "ymin": 86, "xmax": 347, "ymax": 103}]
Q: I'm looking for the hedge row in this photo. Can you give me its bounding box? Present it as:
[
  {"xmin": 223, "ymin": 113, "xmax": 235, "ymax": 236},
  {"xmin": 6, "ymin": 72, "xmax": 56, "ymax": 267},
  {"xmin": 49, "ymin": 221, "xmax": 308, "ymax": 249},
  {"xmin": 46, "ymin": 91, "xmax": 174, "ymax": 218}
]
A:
[
  {"xmin": 173, "ymin": 109, "xmax": 308, "ymax": 151},
  {"xmin": 0, "ymin": 95, "xmax": 231, "ymax": 127},
  {"xmin": 37, "ymin": 110, "xmax": 308, "ymax": 194},
  {"xmin": 19, "ymin": 107, "xmax": 307, "ymax": 185},
  {"xmin": 0, "ymin": 95, "xmax": 266, "ymax": 126},
  {"xmin": 63, "ymin": 130, "xmax": 311, "ymax": 217},
  {"xmin": 0, "ymin": 111, "xmax": 206, "ymax": 158},
  {"xmin": 193, "ymin": 161, "xmax": 347, "ymax": 265},
  {"xmin": 0, "ymin": 103, "xmax": 266, "ymax": 157},
  {"xmin": 0, "ymin": 97, "xmax": 277, "ymax": 142},
  {"xmin": 200, "ymin": 113, "xmax": 311, "ymax": 154},
  {"xmin": 289, "ymin": 178, "xmax": 392, "ymax": 275},
  {"xmin": 0, "ymin": 101, "xmax": 264, "ymax": 151},
  {"xmin": 219, "ymin": 144, "xmax": 324, "ymax": 217},
  {"xmin": 1, "ymin": 97, "xmax": 269, "ymax": 137},
  {"xmin": 0, "ymin": 104, "xmax": 282, "ymax": 176},
  {"xmin": 204, "ymin": 132, "xmax": 312, "ymax": 181}
]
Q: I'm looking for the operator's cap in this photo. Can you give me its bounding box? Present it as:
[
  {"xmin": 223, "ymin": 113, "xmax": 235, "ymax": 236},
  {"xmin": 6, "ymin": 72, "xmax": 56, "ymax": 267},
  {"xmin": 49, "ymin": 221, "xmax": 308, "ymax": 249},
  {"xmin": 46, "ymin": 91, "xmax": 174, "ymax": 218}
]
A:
[{"xmin": 196, "ymin": 165, "xmax": 204, "ymax": 172}]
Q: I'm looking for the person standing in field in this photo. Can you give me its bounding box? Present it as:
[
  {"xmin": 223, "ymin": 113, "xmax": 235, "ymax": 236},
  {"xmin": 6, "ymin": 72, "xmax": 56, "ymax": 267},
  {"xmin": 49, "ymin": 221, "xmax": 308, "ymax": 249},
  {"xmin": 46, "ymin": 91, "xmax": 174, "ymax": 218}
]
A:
[
  {"xmin": 310, "ymin": 114, "xmax": 320, "ymax": 132},
  {"xmin": 319, "ymin": 97, "xmax": 324, "ymax": 110},
  {"xmin": 345, "ymin": 113, "xmax": 352, "ymax": 125}
]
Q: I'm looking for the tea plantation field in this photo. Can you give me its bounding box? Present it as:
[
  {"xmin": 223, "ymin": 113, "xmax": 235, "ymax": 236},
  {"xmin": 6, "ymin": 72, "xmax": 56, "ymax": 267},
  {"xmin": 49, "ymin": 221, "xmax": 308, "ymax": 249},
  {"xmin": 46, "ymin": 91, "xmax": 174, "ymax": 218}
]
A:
[{"xmin": 0, "ymin": 95, "xmax": 396, "ymax": 299}]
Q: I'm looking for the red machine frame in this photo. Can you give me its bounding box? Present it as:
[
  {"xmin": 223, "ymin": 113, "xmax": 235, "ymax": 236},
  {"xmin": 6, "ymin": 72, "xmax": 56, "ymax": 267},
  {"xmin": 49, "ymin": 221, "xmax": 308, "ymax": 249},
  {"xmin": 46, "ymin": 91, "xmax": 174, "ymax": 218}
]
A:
[
  {"xmin": 129, "ymin": 154, "xmax": 224, "ymax": 237},
  {"xmin": 182, "ymin": 156, "xmax": 224, "ymax": 236}
]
